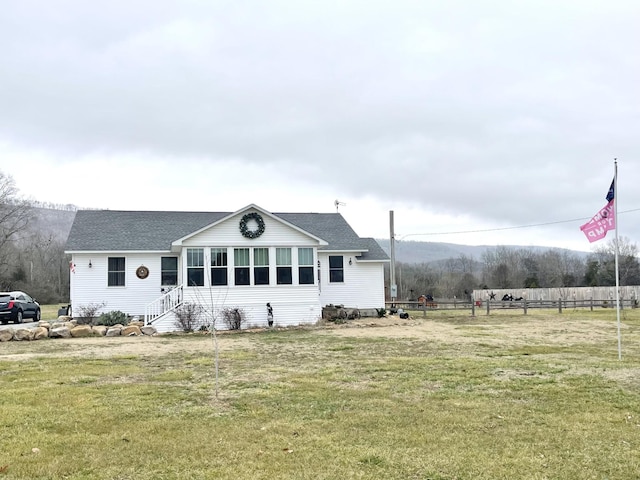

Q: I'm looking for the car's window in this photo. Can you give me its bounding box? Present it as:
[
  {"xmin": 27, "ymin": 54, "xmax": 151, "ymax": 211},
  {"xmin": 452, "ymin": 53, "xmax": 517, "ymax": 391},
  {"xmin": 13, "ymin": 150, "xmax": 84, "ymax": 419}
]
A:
[
  {"xmin": 17, "ymin": 295, "xmax": 25, "ymax": 300},
  {"xmin": 0, "ymin": 295, "xmax": 10, "ymax": 302},
  {"xmin": 24, "ymin": 294, "xmax": 33, "ymax": 302}
]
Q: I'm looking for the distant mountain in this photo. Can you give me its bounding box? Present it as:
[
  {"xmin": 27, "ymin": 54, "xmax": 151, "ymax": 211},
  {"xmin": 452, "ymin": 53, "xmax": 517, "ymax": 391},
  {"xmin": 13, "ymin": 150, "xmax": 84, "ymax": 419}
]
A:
[
  {"xmin": 29, "ymin": 207, "xmax": 76, "ymax": 242},
  {"xmin": 375, "ymin": 239, "xmax": 590, "ymax": 264}
]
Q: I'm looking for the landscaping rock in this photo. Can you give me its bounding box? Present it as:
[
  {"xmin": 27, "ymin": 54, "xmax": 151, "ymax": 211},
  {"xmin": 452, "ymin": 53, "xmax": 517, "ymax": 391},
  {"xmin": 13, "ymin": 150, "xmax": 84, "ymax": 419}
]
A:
[
  {"xmin": 38, "ymin": 321, "xmax": 51, "ymax": 330},
  {"xmin": 140, "ymin": 326, "xmax": 157, "ymax": 336},
  {"xmin": 49, "ymin": 326, "xmax": 71, "ymax": 338},
  {"xmin": 33, "ymin": 327, "xmax": 49, "ymax": 340},
  {"xmin": 58, "ymin": 315, "xmax": 73, "ymax": 322},
  {"xmin": 106, "ymin": 326, "xmax": 122, "ymax": 337},
  {"xmin": 121, "ymin": 325, "xmax": 141, "ymax": 336},
  {"xmin": 13, "ymin": 328, "xmax": 34, "ymax": 341},
  {"xmin": 70, "ymin": 325, "xmax": 93, "ymax": 338},
  {"xmin": 0, "ymin": 329, "xmax": 14, "ymax": 342},
  {"xmin": 92, "ymin": 325, "xmax": 108, "ymax": 336}
]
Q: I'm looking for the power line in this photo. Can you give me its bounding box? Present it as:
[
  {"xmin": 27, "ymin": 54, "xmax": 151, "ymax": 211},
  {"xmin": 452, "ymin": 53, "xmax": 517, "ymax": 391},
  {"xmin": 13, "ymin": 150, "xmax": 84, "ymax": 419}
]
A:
[{"xmin": 398, "ymin": 207, "xmax": 640, "ymax": 240}]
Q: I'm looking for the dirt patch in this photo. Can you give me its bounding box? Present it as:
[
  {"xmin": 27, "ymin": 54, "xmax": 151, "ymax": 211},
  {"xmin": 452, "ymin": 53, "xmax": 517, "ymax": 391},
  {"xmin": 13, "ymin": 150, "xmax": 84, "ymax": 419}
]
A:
[{"xmin": 0, "ymin": 314, "xmax": 632, "ymax": 361}]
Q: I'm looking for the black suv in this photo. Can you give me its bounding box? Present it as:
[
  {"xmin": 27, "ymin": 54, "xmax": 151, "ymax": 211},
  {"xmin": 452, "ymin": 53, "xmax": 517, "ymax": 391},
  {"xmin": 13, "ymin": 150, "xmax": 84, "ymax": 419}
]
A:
[{"xmin": 0, "ymin": 291, "xmax": 41, "ymax": 324}]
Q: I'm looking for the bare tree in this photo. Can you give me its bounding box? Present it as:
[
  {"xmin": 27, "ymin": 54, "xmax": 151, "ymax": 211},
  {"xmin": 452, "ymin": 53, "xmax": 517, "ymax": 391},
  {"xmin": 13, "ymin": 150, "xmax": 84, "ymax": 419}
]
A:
[{"xmin": 0, "ymin": 171, "xmax": 33, "ymax": 287}]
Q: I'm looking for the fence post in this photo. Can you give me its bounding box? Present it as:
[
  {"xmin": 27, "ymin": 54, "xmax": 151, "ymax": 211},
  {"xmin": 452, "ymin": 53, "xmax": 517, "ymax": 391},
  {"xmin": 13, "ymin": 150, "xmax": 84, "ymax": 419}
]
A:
[
  {"xmin": 486, "ymin": 300, "xmax": 490, "ymax": 316},
  {"xmin": 558, "ymin": 298, "xmax": 562, "ymax": 314},
  {"xmin": 423, "ymin": 303, "xmax": 426, "ymax": 318},
  {"xmin": 590, "ymin": 297, "xmax": 593, "ymax": 312},
  {"xmin": 471, "ymin": 300, "xmax": 475, "ymax": 317},
  {"xmin": 523, "ymin": 299, "xmax": 527, "ymax": 315}
]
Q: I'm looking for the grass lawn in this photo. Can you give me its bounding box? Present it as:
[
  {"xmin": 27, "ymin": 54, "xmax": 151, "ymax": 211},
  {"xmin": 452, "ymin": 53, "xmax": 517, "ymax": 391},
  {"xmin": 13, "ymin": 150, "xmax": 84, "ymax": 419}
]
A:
[{"xmin": 1, "ymin": 309, "xmax": 640, "ymax": 479}]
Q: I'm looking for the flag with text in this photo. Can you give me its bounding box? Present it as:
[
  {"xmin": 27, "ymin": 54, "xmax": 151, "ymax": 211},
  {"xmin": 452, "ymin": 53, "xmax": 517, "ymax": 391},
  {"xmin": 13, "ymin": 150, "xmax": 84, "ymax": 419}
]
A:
[{"xmin": 580, "ymin": 199, "xmax": 615, "ymax": 243}]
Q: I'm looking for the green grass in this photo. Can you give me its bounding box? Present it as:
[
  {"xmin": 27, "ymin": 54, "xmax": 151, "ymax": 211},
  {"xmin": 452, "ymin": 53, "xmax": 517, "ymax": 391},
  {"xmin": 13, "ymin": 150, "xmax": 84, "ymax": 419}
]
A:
[
  {"xmin": 39, "ymin": 304, "xmax": 64, "ymax": 321},
  {"xmin": 2, "ymin": 311, "xmax": 640, "ymax": 479}
]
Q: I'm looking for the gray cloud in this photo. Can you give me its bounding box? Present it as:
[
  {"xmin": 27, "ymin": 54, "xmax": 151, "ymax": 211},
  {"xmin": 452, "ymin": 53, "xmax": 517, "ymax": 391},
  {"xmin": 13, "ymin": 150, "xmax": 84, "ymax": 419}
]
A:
[{"xmin": 1, "ymin": 0, "xmax": 639, "ymax": 248}]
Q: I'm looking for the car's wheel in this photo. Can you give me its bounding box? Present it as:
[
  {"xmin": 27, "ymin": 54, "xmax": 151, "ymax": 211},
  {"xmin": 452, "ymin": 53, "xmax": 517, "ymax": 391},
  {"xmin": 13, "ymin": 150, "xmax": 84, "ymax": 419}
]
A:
[
  {"xmin": 15, "ymin": 310, "xmax": 23, "ymax": 324},
  {"xmin": 35, "ymin": 309, "xmax": 41, "ymax": 322}
]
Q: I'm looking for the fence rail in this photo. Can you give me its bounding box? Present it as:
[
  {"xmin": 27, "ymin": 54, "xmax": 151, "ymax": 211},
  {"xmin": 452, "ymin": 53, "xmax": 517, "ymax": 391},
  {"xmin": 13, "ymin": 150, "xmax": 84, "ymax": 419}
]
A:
[{"xmin": 385, "ymin": 298, "xmax": 639, "ymax": 316}]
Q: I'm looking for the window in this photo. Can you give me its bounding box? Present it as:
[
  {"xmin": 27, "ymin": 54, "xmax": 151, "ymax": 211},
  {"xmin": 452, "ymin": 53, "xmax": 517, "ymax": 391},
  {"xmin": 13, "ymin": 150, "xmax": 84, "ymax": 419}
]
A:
[
  {"xmin": 298, "ymin": 248, "xmax": 314, "ymax": 285},
  {"xmin": 210, "ymin": 248, "xmax": 228, "ymax": 286},
  {"xmin": 161, "ymin": 257, "xmax": 178, "ymax": 286},
  {"xmin": 234, "ymin": 248, "xmax": 250, "ymax": 285},
  {"xmin": 329, "ymin": 255, "xmax": 344, "ymax": 283},
  {"xmin": 276, "ymin": 248, "xmax": 292, "ymax": 285},
  {"xmin": 254, "ymin": 247, "xmax": 269, "ymax": 285},
  {"xmin": 187, "ymin": 248, "xmax": 204, "ymax": 286},
  {"xmin": 108, "ymin": 257, "xmax": 126, "ymax": 286}
]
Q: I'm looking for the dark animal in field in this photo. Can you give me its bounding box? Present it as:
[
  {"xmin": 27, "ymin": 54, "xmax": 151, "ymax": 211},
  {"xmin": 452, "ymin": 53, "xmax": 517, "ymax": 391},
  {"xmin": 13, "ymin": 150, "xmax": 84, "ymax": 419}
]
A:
[{"xmin": 502, "ymin": 294, "xmax": 513, "ymax": 301}]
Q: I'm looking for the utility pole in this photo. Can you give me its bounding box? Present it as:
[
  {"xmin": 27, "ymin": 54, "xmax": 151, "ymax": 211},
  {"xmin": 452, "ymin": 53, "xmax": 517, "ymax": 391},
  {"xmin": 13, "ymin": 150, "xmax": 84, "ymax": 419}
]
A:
[{"xmin": 389, "ymin": 211, "xmax": 397, "ymax": 305}]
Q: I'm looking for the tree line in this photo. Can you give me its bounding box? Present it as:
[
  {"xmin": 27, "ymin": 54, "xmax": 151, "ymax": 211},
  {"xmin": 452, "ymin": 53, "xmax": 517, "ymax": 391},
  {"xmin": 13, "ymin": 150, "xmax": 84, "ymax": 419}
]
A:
[
  {"xmin": 387, "ymin": 240, "xmax": 640, "ymax": 301},
  {"xmin": 0, "ymin": 171, "xmax": 70, "ymax": 303}
]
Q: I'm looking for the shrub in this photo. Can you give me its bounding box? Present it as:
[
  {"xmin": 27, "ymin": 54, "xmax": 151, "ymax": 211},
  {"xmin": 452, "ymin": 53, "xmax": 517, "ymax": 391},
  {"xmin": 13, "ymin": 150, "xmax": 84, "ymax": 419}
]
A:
[
  {"xmin": 96, "ymin": 310, "xmax": 129, "ymax": 327},
  {"xmin": 74, "ymin": 302, "xmax": 107, "ymax": 325},
  {"xmin": 174, "ymin": 303, "xmax": 204, "ymax": 332},
  {"xmin": 376, "ymin": 308, "xmax": 386, "ymax": 318},
  {"xmin": 221, "ymin": 307, "xmax": 245, "ymax": 330}
]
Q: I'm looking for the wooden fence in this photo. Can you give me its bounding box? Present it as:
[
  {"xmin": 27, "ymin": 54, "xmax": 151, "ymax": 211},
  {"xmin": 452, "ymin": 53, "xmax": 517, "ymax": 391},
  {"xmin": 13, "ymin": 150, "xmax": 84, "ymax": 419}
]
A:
[{"xmin": 386, "ymin": 298, "xmax": 639, "ymax": 316}]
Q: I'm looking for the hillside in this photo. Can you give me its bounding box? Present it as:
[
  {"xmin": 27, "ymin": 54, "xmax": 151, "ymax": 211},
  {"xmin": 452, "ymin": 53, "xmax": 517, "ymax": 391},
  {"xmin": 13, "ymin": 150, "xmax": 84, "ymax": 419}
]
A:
[{"xmin": 375, "ymin": 239, "xmax": 590, "ymax": 264}]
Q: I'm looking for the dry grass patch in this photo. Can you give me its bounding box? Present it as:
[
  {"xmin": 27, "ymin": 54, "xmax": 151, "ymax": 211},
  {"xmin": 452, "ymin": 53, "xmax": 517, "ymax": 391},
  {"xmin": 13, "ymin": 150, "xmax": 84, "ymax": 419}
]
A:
[{"xmin": 1, "ymin": 311, "xmax": 640, "ymax": 479}]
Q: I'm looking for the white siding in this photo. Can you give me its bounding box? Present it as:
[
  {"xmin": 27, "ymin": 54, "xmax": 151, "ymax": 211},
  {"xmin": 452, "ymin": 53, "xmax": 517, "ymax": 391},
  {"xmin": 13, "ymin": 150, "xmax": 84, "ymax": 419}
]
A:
[
  {"xmin": 70, "ymin": 253, "xmax": 179, "ymax": 317},
  {"xmin": 182, "ymin": 211, "xmax": 317, "ymax": 247},
  {"xmin": 152, "ymin": 285, "xmax": 321, "ymax": 333},
  {"xmin": 318, "ymin": 254, "xmax": 385, "ymax": 309}
]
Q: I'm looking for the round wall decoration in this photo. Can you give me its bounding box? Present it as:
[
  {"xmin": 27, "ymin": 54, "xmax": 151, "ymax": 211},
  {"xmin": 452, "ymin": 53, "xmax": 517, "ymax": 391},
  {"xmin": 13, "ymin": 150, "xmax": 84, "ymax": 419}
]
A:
[
  {"xmin": 136, "ymin": 265, "xmax": 150, "ymax": 279},
  {"xmin": 239, "ymin": 212, "xmax": 265, "ymax": 239}
]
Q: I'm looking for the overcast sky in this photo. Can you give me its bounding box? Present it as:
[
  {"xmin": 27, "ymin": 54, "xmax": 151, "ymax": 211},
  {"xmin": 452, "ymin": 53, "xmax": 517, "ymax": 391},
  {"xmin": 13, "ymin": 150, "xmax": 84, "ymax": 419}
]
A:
[{"xmin": 2, "ymin": 1, "xmax": 639, "ymax": 252}]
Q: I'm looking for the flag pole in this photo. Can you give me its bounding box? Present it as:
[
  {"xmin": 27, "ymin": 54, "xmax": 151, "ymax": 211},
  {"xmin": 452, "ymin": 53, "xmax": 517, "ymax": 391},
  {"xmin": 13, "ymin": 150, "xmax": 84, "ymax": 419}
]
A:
[{"xmin": 613, "ymin": 159, "xmax": 621, "ymax": 360}]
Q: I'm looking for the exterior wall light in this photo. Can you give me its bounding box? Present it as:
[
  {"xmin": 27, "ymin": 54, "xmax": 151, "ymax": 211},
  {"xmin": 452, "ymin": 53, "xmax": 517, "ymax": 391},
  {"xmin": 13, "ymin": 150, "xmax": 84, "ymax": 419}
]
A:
[{"xmin": 89, "ymin": 260, "xmax": 92, "ymax": 268}]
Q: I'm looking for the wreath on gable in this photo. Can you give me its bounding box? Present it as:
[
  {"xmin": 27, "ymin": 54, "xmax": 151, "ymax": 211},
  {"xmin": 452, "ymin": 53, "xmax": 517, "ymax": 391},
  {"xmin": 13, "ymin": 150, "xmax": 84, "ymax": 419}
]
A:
[{"xmin": 239, "ymin": 212, "xmax": 265, "ymax": 239}]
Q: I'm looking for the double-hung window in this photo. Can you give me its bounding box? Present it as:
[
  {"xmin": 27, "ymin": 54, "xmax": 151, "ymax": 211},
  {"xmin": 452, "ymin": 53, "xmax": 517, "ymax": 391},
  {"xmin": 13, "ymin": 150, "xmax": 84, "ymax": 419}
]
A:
[
  {"xmin": 187, "ymin": 248, "xmax": 204, "ymax": 286},
  {"xmin": 210, "ymin": 248, "xmax": 228, "ymax": 286},
  {"xmin": 254, "ymin": 248, "xmax": 270, "ymax": 285},
  {"xmin": 276, "ymin": 248, "xmax": 292, "ymax": 284},
  {"xmin": 234, "ymin": 248, "xmax": 250, "ymax": 285},
  {"xmin": 298, "ymin": 248, "xmax": 314, "ymax": 284},
  {"xmin": 161, "ymin": 257, "xmax": 178, "ymax": 286},
  {"xmin": 329, "ymin": 255, "xmax": 344, "ymax": 283},
  {"xmin": 108, "ymin": 257, "xmax": 126, "ymax": 286}
]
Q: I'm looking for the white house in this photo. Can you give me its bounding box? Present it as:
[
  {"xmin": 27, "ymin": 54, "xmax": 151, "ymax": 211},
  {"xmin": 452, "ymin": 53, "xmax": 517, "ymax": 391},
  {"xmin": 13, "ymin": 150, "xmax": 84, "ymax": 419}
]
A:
[{"xmin": 65, "ymin": 204, "xmax": 389, "ymax": 332}]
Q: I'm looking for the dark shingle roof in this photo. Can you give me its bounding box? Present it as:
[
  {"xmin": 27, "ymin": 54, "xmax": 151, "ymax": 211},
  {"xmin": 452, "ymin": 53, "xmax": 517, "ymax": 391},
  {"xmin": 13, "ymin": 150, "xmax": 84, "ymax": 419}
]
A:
[{"xmin": 66, "ymin": 209, "xmax": 389, "ymax": 261}]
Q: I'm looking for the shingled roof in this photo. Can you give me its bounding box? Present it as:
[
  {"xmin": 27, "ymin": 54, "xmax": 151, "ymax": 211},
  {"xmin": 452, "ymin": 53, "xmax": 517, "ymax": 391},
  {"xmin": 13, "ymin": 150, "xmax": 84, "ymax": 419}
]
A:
[{"xmin": 65, "ymin": 210, "xmax": 388, "ymax": 261}]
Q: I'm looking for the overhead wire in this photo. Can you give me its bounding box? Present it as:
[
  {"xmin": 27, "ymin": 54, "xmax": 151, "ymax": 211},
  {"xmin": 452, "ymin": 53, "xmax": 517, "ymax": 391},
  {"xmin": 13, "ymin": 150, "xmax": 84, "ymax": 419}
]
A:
[{"xmin": 397, "ymin": 207, "xmax": 640, "ymax": 240}]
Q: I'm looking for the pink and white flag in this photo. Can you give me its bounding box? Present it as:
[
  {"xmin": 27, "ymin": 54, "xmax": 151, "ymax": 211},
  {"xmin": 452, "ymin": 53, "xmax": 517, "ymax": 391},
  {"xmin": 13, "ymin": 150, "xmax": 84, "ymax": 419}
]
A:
[{"xmin": 580, "ymin": 199, "xmax": 615, "ymax": 243}]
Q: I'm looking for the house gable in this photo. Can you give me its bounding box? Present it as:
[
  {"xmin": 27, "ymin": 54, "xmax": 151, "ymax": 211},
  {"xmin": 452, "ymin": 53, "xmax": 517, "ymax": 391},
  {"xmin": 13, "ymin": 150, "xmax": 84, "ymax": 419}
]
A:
[{"xmin": 174, "ymin": 204, "xmax": 328, "ymax": 248}]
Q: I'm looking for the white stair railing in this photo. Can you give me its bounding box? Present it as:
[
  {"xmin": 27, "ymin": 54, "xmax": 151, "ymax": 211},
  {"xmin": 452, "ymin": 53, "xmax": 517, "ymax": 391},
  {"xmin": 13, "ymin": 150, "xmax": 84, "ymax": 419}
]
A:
[{"xmin": 145, "ymin": 285, "xmax": 183, "ymax": 325}]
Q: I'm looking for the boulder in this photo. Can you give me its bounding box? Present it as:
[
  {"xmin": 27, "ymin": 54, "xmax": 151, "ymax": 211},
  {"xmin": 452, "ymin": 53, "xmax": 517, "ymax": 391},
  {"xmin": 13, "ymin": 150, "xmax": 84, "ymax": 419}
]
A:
[
  {"xmin": 92, "ymin": 325, "xmax": 108, "ymax": 336},
  {"xmin": 129, "ymin": 320, "xmax": 144, "ymax": 327},
  {"xmin": 140, "ymin": 326, "xmax": 157, "ymax": 336},
  {"xmin": 13, "ymin": 328, "xmax": 34, "ymax": 341},
  {"xmin": 70, "ymin": 325, "xmax": 92, "ymax": 338},
  {"xmin": 0, "ymin": 329, "xmax": 14, "ymax": 342},
  {"xmin": 106, "ymin": 326, "xmax": 122, "ymax": 337},
  {"xmin": 49, "ymin": 326, "xmax": 71, "ymax": 338},
  {"xmin": 57, "ymin": 315, "xmax": 73, "ymax": 322},
  {"xmin": 33, "ymin": 327, "xmax": 49, "ymax": 340},
  {"xmin": 121, "ymin": 325, "xmax": 141, "ymax": 336},
  {"xmin": 38, "ymin": 321, "xmax": 51, "ymax": 330}
]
